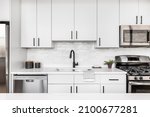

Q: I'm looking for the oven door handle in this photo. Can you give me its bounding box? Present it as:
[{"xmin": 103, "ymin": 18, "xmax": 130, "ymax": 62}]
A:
[{"xmin": 129, "ymin": 81, "xmax": 150, "ymax": 86}]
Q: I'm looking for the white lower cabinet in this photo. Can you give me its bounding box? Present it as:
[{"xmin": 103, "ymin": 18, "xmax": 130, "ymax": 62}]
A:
[
  {"xmin": 48, "ymin": 84, "xmax": 100, "ymax": 93},
  {"xmin": 48, "ymin": 74, "xmax": 74, "ymax": 93},
  {"xmin": 75, "ymin": 84, "xmax": 100, "ymax": 93},
  {"xmin": 96, "ymin": 74, "xmax": 126, "ymax": 93},
  {"xmin": 74, "ymin": 74, "xmax": 100, "ymax": 93},
  {"xmin": 48, "ymin": 74, "xmax": 126, "ymax": 93},
  {"xmin": 48, "ymin": 84, "xmax": 73, "ymax": 93},
  {"xmin": 101, "ymin": 84, "xmax": 126, "ymax": 93}
]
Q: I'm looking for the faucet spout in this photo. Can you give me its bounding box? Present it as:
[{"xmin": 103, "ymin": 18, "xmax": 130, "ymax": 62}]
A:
[{"xmin": 69, "ymin": 50, "xmax": 78, "ymax": 68}]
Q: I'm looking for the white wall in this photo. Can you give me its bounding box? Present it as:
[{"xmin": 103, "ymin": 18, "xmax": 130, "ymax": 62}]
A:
[
  {"xmin": 27, "ymin": 42, "xmax": 150, "ymax": 68},
  {"xmin": 10, "ymin": 0, "xmax": 27, "ymax": 71}
]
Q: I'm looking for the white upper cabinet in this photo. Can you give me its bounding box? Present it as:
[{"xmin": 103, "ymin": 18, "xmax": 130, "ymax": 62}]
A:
[
  {"xmin": 52, "ymin": 0, "xmax": 74, "ymax": 41},
  {"xmin": 120, "ymin": 0, "xmax": 150, "ymax": 25},
  {"xmin": 21, "ymin": 0, "xmax": 36, "ymax": 48},
  {"xmin": 0, "ymin": 0, "xmax": 10, "ymax": 21},
  {"xmin": 52, "ymin": 0, "xmax": 97, "ymax": 41},
  {"xmin": 75, "ymin": 0, "xmax": 97, "ymax": 41},
  {"xmin": 120, "ymin": 0, "xmax": 138, "ymax": 25},
  {"xmin": 21, "ymin": 0, "xmax": 52, "ymax": 48},
  {"xmin": 37, "ymin": 0, "xmax": 52, "ymax": 47},
  {"xmin": 139, "ymin": 0, "xmax": 150, "ymax": 25},
  {"xmin": 97, "ymin": 0, "xmax": 119, "ymax": 48}
]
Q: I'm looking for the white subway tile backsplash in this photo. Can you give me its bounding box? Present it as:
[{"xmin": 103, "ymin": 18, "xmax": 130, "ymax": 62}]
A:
[{"xmin": 27, "ymin": 42, "xmax": 150, "ymax": 68}]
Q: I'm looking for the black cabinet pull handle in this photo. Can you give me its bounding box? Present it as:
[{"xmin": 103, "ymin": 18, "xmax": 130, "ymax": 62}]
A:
[
  {"xmin": 102, "ymin": 86, "xmax": 105, "ymax": 93},
  {"xmin": 71, "ymin": 31, "xmax": 73, "ymax": 39},
  {"xmin": 136, "ymin": 16, "xmax": 138, "ymax": 24},
  {"xmin": 33, "ymin": 38, "xmax": 36, "ymax": 46},
  {"xmin": 76, "ymin": 31, "xmax": 78, "ymax": 39},
  {"xmin": 76, "ymin": 86, "xmax": 78, "ymax": 93},
  {"xmin": 109, "ymin": 79, "xmax": 119, "ymax": 81},
  {"xmin": 70, "ymin": 86, "xmax": 72, "ymax": 93},
  {"xmin": 99, "ymin": 38, "xmax": 101, "ymax": 46},
  {"xmin": 141, "ymin": 16, "xmax": 143, "ymax": 24},
  {"xmin": 38, "ymin": 38, "xmax": 40, "ymax": 46}
]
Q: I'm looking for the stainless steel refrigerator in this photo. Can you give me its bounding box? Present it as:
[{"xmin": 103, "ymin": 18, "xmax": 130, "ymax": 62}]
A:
[{"xmin": 0, "ymin": 21, "xmax": 9, "ymax": 93}]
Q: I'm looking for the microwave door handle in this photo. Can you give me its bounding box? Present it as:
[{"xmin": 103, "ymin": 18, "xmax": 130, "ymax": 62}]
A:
[
  {"xmin": 129, "ymin": 26, "xmax": 133, "ymax": 45},
  {"xmin": 147, "ymin": 31, "xmax": 150, "ymax": 43}
]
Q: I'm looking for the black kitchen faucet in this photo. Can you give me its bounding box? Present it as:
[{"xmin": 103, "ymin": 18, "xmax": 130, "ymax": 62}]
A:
[{"xmin": 69, "ymin": 50, "xmax": 78, "ymax": 68}]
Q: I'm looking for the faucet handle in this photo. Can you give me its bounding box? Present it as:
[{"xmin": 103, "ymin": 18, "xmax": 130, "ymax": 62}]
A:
[{"xmin": 75, "ymin": 62, "xmax": 79, "ymax": 66}]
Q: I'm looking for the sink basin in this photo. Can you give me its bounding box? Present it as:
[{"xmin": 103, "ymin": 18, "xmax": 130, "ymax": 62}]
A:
[
  {"xmin": 47, "ymin": 67, "xmax": 101, "ymax": 72},
  {"xmin": 54, "ymin": 68, "xmax": 93, "ymax": 72},
  {"xmin": 55, "ymin": 68, "xmax": 82, "ymax": 72}
]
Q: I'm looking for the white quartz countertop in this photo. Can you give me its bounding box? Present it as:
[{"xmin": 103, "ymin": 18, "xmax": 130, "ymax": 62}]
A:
[{"xmin": 11, "ymin": 67, "xmax": 126, "ymax": 75}]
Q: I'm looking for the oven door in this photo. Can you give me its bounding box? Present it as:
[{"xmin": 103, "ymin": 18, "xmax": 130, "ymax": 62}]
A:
[{"xmin": 128, "ymin": 81, "xmax": 150, "ymax": 93}]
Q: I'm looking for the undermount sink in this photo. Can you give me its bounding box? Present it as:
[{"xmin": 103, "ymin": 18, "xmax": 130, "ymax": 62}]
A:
[
  {"xmin": 47, "ymin": 67, "xmax": 101, "ymax": 72},
  {"xmin": 50, "ymin": 68, "xmax": 93, "ymax": 72},
  {"xmin": 55, "ymin": 68, "xmax": 83, "ymax": 72},
  {"xmin": 46, "ymin": 66, "xmax": 99, "ymax": 72}
]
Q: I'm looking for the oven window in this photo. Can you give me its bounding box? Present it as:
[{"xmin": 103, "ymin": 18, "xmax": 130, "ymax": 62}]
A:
[
  {"xmin": 131, "ymin": 85, "xmax": 150, "ymax": 93},
  {"xmin": 123, "ymin": 30, "xmax": 148, "ymax": 43}
]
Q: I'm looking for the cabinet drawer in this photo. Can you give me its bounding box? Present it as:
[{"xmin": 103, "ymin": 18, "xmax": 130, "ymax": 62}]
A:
[
  {"xmin": 48, "ymin": 74, "xmax": 73, "ymax": 83},
  {"xmin": 74, "ymin": 75, "xmax": 99, "ymax": 83},
  {"xmin": 96, "ymin": 75, "xmax": 126, "ymax": 84}
]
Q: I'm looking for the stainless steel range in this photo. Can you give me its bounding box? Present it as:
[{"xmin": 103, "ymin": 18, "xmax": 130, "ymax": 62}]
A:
[{"xmin": 115, "ymin": 55, "xmax": 150, "ymax": 93}]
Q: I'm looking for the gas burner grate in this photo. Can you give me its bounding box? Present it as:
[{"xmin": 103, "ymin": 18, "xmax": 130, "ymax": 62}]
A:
[{"xmin": 118, "ymin": 66, "xmax": 150, "ymax": 76}]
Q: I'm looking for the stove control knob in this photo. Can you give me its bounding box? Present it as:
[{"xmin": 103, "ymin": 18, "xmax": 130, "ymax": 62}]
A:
[
  {"xmin": 134, "ymin": 77, "xmax": 137, "ymax": 80},
  {"xmin": 139, "ymin": 76, "xmax": 143, "ymax": 80}
]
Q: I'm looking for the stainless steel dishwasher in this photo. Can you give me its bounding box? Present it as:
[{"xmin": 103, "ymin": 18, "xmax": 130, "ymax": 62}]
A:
[{"xmin": 13, "ymin": 74, "xmax": 48, "ymax": 93}]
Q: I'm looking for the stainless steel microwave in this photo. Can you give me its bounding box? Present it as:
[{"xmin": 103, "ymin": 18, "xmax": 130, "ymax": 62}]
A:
[{"xmin": 119, "ymin": 25, "xmax": 150, "ymax": 47}]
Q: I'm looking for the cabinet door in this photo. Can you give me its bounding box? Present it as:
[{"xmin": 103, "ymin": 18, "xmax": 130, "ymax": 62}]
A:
[
  {"xmin": 101, "ymin": 84, "xmax": 126, "ymax": 93},
  {"xmin": 75, "ymin": 0, "xmax": 97, "ymax": 41},
  {"xmin": 21, "ymin": 0, "xmax": 37, "ymax": 47},
  {"xmin": 75, "ymin": 84, "xmax": 100, "ymax": 93},
  {"xmin": 0, "ymin": 0, "xmax": 9, "ymax": 20},
  {"xmin": 120, "ymin": 0, "xmax": 139, "ymax": 25},
  {"xmin": 97, "ymin": 0, "xmax": 119, "ymax": 48},
  {"xmin": 139, "ymin": 0, "xmax": 150, "ymax": 25},
  {"xmin": 48, "ymin": 84, "xmax": 73, "ymax": 93},
  {"xmin": 52, "ymin": 0, "xmax": 74, "ymax": 41},
  {"xmin": 37, "ymin": 0, "xmax": 52, "ymax": 47}
]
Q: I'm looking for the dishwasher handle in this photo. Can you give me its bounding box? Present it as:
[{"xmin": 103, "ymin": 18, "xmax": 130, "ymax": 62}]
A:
[
  {"xmin": 14, "ymin": 74, "xmax": 47, "ymax": 76},
  {"xmin": 13, "ymin": 77, "xmax": 47, "ymax": 80},
  {"xmin": 13, "ymin": 74, "xmax": 48, "ymax": 80}
]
